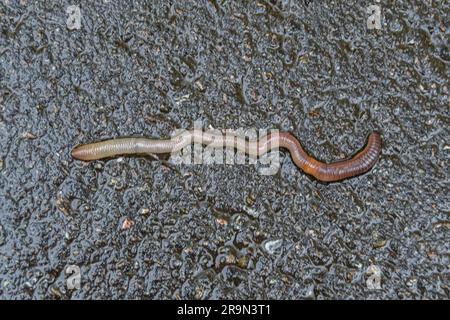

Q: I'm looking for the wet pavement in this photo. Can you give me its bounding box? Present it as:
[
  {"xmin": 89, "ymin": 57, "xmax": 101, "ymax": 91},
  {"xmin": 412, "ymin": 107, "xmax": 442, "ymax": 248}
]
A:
[{"xmin": 0, "ymin": 0, "xmax": 449, "ymax": 299}]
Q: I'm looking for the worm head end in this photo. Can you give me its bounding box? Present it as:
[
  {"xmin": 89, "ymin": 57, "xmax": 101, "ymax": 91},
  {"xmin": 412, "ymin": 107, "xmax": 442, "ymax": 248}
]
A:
[{"xmin": 71, "ymin": 146, "xmax": 87, "ymax": 160}]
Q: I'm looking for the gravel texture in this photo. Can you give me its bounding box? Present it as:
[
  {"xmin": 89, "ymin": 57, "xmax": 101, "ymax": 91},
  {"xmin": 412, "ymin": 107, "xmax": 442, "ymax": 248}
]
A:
[{"xmin": 0, "ymin": 0, "xmax": 448, "ymax": 299}]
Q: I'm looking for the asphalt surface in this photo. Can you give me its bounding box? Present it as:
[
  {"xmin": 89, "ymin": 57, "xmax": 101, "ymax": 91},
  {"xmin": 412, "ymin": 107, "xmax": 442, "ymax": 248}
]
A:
[{"xmin": 0, "ymin": 0, "xmax": 449, "ymax": 299}]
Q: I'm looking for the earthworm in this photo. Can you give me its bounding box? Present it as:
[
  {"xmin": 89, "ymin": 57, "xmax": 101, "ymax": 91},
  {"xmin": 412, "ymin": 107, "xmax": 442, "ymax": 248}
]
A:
[{"xmin": 72, "ymin": 131, "xmax": 381, "ymax": 182}]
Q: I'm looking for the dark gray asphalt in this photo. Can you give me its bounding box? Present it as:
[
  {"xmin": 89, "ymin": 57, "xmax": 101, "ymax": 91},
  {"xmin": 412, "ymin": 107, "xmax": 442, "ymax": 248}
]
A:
[{"xmin": 0, "ymin": 0, "xmax": 448, "ymax": 299}]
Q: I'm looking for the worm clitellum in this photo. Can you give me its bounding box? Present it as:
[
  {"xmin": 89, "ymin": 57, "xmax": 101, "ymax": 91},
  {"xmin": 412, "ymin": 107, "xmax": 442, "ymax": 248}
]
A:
[{"xmin": 72, "ymin": 131, "xmax": 382, "ymax": 182}]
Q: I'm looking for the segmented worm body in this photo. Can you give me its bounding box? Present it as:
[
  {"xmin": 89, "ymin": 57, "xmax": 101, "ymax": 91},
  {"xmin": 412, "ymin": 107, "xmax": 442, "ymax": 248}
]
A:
[{"xmin": 72, "ymin": 131, "xmax": 381, "ymax": 182}]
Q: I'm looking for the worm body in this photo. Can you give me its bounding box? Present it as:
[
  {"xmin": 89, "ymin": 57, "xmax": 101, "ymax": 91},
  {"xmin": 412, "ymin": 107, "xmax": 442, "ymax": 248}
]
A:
[{"xmin": 72, "ymin": 131, "xmax": 381, "ymax": 182}]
